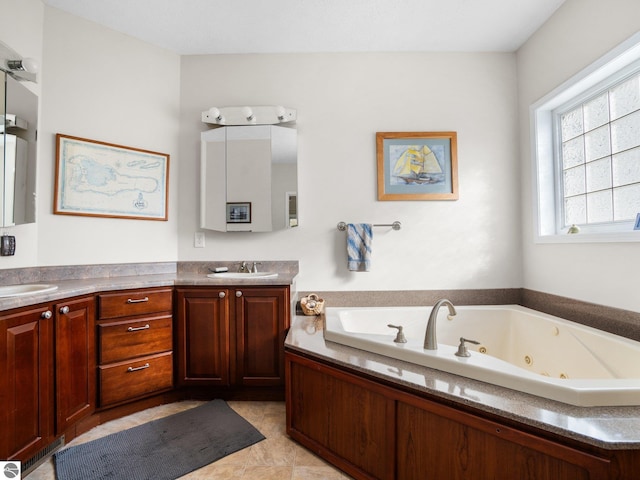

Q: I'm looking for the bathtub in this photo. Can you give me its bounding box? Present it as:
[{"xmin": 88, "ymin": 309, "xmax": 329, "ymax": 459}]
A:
[{"xmin": 323, "ymin": 305, "xmax": 640, "ymax": 407}]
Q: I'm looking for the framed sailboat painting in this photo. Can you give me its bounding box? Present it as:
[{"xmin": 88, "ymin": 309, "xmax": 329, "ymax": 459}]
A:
[{"xmin": 376, "ymin": 131, "xmax": 458, "ymax": 200}]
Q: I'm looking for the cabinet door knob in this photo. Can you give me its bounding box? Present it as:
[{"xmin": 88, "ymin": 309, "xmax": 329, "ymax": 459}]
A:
[
  {"xmin": 59, "ymin": 306, "xmax": 70, "ymax": 314},
  {"xmin": 235, "ymin": 291, "xmax": 243, "ymax": 297},
  {"xmin": 41, "ymin": 310, "xmax": 53, "ymax": 319},
  {"xmin": 218, "ymin": 291, "xmax": 226, "ymax": 298}
]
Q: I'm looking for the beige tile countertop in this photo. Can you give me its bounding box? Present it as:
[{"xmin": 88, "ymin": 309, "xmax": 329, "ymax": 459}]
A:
[
  {"xmin": 0, "ymin": 261, "xmax": 298, "ymax": 311},
  {"xmin": 285, "ymin": 313, "xmax": 640, "ymax": 451}
]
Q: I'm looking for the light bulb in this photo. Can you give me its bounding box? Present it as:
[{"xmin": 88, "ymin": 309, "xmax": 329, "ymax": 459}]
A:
[
  {"xmin": 21, "ymin": 58, "xmax": 38, "ymax": 73},
  {"xmin": 208, "ymin": 107, "xmax": 223, "ymax": 121},
  {"xmin": 242, "ymin": 106, "xmax": 254, "ymax": 121}
]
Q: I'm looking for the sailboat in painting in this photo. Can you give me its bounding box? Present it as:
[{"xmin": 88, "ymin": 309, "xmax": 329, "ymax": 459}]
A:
[{"xmin": 392, "ymin": 145, "xmax": 444, "ymax": 184}]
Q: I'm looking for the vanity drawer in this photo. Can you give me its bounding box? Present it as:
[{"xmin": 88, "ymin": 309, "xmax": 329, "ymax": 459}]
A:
[
  {"xmin": 99, "ymin": 352, "xmax": 173, "ymax": 407},
  {"xmin": 98, "ymin": 288, "xmax": 173, "ymax": 319},
  {"xmin": 98, "ymin": 315, "xmax": 173, "ymax": 364}
]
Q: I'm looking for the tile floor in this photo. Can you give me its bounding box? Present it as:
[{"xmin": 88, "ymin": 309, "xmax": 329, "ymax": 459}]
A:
[{"xmin": 26, "ymin": 400, "xmax": 353, "ymax": 480}]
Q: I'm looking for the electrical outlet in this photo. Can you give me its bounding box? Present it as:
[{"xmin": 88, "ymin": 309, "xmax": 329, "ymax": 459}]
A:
[{"xmin": 194, "ymin": 232, "xmax": 205, "ymax": 248}]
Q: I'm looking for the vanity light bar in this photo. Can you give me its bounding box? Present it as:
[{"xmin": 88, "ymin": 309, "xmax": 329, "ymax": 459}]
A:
[{"xmin": 201, "ymin": 105, "xmax": 296, "ymax": 126}]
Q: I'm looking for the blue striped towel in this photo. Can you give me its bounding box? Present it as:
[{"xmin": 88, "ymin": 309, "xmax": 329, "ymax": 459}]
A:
[{"xmin": 347, "ymin": 223, "xmax": 372, "ymax": 272}]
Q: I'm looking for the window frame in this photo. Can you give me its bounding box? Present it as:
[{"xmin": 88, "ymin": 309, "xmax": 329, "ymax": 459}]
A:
[{"xmin": 531, "ymin": 32, "xmax": 640, "ymax": 243}]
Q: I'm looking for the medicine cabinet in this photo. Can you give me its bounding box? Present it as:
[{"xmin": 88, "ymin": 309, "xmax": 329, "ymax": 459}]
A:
[
  {"xmin": 0, "ymin": 71, "xmax": 37, "ymax": 227},
  {"xmin": 200, "ymin": 125, "xmax": 298, "ymax": 232}
]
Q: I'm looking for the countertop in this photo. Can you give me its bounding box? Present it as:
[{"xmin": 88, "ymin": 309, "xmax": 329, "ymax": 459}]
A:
[
  {"xmin": 0, "ymin": 269, "xmax": 297, "ymax": 311},
  {"xmin": 285, "ymin": 313, "xmax": 640, "ymax": 450}
]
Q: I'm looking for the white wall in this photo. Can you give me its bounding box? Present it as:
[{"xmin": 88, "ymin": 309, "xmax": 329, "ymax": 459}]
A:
[
  {"xmin": 179, "ymin": 53, "xmax": 522, "ymax": 292},
  {"xmin": 518, "ymin": 0, "xmax": 640, "ymax": 313},
  {"xmin": 33, "ymin": 6, "xmax": 181, "ymax": 266},
  {"xmin": 0, "ymin": 0, "xmax": 43, "ymax": 268}
]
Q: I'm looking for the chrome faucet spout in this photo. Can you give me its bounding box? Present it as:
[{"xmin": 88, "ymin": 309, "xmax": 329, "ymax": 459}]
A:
[{"xmin": 424, "ymin": 299, "xmax": 457, "ymax": 350}]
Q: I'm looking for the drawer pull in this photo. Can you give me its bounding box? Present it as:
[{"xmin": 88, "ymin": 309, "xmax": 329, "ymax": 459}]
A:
[
  {"xmin": 127, "ymin": 363, "xmax": 150, "ymax": 372},
  {"xmin": 127, "ymin": 297, "xmax": 149, "ymax": 304},
  {"xmin": 127, "ymin": 324, "xmax": 150, "ymax": 332}
]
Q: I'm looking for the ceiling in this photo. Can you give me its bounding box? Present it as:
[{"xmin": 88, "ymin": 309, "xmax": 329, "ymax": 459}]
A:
[{"xmin": 42, "ymin": 0, "xmax": 566, "ymax": 55}]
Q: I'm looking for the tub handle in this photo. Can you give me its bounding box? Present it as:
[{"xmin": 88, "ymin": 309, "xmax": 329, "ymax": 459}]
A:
[
  {"xmin": 455, "ymin": 337, "xmax": 480, "ymax": 357},
  {"xmin": 387, "ymin": 324, "xmax": 408, "ymax": 343}
]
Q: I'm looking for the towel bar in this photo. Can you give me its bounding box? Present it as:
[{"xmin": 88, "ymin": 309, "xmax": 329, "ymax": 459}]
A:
[{"xmin": 337, "ymin": 221, "xmax": 401, "ymax": 231}]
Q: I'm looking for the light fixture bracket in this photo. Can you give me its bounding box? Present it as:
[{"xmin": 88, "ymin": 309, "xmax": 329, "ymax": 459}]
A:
[{"xmin": 202, "ymin": 105, "xmax": 296, "ymax": 126}]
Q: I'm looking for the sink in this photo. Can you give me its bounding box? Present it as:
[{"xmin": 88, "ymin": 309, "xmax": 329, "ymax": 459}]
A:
[
  {"xmin": 207, "ymin": 272, "xmax": 278, "ymax": 279},
  {"xmin": 0, "ymin": 284, "xmax": 59, "ymax": 298}
]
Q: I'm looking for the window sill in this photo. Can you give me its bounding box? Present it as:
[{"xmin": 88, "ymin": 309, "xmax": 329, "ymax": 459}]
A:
[{"xmin": 535, "ymin": 231, "xmax": 640, "ymax": 244}]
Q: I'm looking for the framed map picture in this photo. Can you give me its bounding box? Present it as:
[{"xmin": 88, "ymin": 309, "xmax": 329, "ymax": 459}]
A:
[{"xmin": 54, "ymin": 134, "xmax": 169, "ymax": 221}]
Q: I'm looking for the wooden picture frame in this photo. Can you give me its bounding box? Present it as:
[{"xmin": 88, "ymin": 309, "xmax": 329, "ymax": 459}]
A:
[
  {"xmin": 376, "ymin": 131, "xmax": 458, "ymax": 200},
  {"xmin": 54, "ymin": 134, "xmax": 169, "ymax": 220}
]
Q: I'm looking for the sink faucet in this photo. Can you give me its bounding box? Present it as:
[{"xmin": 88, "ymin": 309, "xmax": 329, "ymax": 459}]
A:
[
  {"xmin": 424, "ymin": 299, "xmax": 457, "ymax": 350},
  {"xmin": 239, "ymin": 261, "xmax": 249, "ymax": 272}
]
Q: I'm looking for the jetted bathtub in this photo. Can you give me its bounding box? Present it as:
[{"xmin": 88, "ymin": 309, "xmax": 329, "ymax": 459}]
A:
[{"xmin": 323, "ymin": 304, "xmax": 640, "ymax": 407}]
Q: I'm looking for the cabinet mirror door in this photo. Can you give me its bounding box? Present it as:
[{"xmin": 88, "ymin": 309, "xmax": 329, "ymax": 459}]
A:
[{"xmin": 201, "ymin": 125, "xmax": 297, "ymax": 232}]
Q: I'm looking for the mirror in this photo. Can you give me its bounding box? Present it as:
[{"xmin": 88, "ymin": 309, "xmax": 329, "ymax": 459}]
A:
[
  {"xmin": 0, "ymin": 72, "xmax": 37, "ymax": 226},
  {"xmin": 201, "ymin": 125, "xmax": 298, "ymax": 232}
]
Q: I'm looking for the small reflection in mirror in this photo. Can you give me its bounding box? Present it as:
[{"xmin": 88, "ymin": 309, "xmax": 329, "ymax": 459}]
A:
[{"xmin": 287, "ymin": 192, "xmax": 298, "ymax": 228}]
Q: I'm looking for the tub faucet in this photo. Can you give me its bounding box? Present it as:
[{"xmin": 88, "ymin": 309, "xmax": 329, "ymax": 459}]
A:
[{"xmin": 424, "ymin": 299, "xmax": 457, "ymax": 350}]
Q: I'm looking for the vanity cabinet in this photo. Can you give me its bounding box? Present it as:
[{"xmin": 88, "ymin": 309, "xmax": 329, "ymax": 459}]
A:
[
  {"xmin": 0, "ymin": 304, "xmax": 54, "ymax": 461},
  {"xmin": 176, "ymin": 286, "xmax": 290, "ymax": 391},
  {"xmin": 286, "ymin": 352, "xmax": 624, "ymax": 480},
  {"xmin": 0, "ymin": 296, "xmax": 96, "ymax": 459},
  {"xmin": 96, "ymin": 288, "xmax": 174, "ymax": 408},
  {"xmin": 55, "ymin": 296, "xmax": 96, "ymax": 434}
]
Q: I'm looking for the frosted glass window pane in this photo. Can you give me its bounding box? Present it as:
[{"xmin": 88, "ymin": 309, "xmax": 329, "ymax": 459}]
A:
[
  {"xmin": 612, "ymin": 147, "xmax": 640, "ymax": 186},
  {"xmin": 561, "ymin": 107, "xmax": 583, "ymax": 141},
  {"xmin": 611, "ymin": 110, "xmax": 640, "ymax": 154},
  {"xmin": 562, "ymin": 137, "xmax": 585, "ymax": 169},
  {"xmin": 613, "ymin": 184, "xmax": 640, "ymax": 221},
  {"xmin": 610, "ymin": 74, "xmax": 640, "ymax": 121},
  {"xmin": 584, "ymin": 125, "xmax": 611, "ymax": 161},
  {"xmin": 583, "ymin": 93, "xmax": 609, "ymax": 131},
  {"xmin": 564, "ymin": 166, "xmax": 585, "ymax": 197},
  {"xmin": 586, "ymin": 158, "xmax": 612, "ymax": 192},
  {"xmin": 587, "ymin": 190, "xmax": 613, "ymax": 223},
  {"xmin": 565, "ymin": 195, "xmax": 586, "ymax": 226}
]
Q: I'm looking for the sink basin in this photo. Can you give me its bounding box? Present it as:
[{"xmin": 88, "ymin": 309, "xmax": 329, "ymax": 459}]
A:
[
  {"xmin": 207, "ymin": 272, "xmax": 278, "ymax": 279},
  {"xmin": 0, "ymin": 284, "xmax": 59, "ymax": 298}
]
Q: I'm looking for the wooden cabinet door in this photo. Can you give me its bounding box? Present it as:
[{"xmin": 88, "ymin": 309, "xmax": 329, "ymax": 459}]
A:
[
  {"xmin": 396, "ymin": 395, "xmax": 610, "ymax": 480},
  {"xmin": 0, "ymin": 305, "xmax": 54, "ymax": 461},
  {"xmin": 287, "ymin": 354, "xmax": 395, "ymax": 480},
  {"xmin": 55, "ymin": 296, "xmax": 95, "ymax": 434},
  {"xmin": 234, "ymin": 286, "xmax": 289, "ymax": 386},
  {"xmin": 176, "ymin": 288, "xmax": 230, "ymax": 386}
]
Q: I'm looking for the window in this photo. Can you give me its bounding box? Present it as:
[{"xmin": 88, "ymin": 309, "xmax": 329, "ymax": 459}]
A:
[
  {"xmin": 532, "ymin": 32, "xmax": 640, "ymax": 242},
  {"xmin": 558, "ymin": 71, "xmax": 640, "ymax": 228}
]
